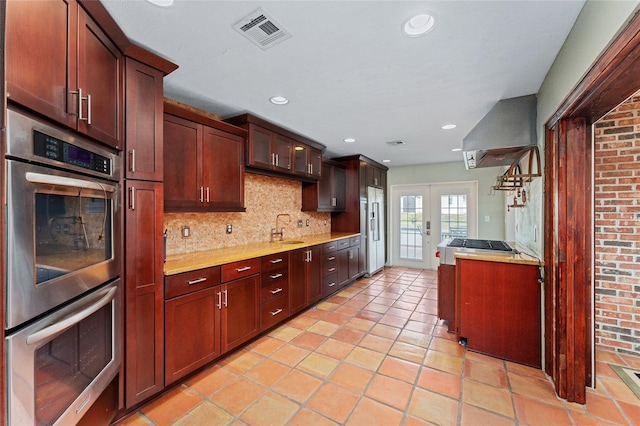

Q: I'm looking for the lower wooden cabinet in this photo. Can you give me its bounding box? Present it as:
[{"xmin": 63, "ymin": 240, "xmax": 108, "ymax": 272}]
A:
[
  {"xmin": 221, "ymin": 273, "xmax": 260, "ymax": 353},
  {"xmin": 165, "ymin": 287, "xmax": 221, "ymax": 385},
  {"xmin": 260, "ymin": 253, "xmax": 290, "ymax": 331},
  {"xmin": 124, "ymin": 181, "xmax": 164, "ymax": 408},
  {"xmin": 437, "ymin": 265, "xmax": 456, "ymax": 333},
  {"xmin": 290, "ymin": 246, "xmax": 322, "ymax": 311}
]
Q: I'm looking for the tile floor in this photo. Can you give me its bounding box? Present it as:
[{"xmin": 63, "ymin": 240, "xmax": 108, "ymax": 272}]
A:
[{"xmin": 117, "ymin": 267, "xmax": 640, "ymax": 425}]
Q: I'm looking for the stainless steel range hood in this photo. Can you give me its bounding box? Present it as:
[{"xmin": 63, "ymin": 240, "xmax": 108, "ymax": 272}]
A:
[{"xmin": 463, "ymin": 94, "xmax": 537, "ymax": 169}]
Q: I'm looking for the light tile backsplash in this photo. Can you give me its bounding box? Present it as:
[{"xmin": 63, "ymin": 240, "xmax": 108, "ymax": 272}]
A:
[{"xmin": 164, "ymin": 174, "xmax": 331, "ymax": 255}]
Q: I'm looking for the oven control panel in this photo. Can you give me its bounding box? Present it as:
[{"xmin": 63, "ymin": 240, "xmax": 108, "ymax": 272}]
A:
[{"xmin": 34, "ymin": 130, "xmax": 111, "ymax": 175}]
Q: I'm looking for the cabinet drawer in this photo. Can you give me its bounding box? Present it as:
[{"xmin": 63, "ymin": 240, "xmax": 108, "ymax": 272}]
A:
[
  {"xmin": 349, "ymin": 236, "xmax": 361, "ymax": 247},
  {"xmin": 260, "ymin": 295, "xmax": 290, "ymax": 331},
  {"xmin": 261, "ymin": 253, "xmax": 289, "ymax": 272},
  {"xmin": 221, "ymin": 258, "xmax": 261, "ymax": 282},
  {"xmin": 323, "ymin": 273, "xmax": 339, "ymax": 294},
  {"xmin": 323, "ymin": 260, "xmax": 338, "ymax": 277},
  {"xmin": 323, "ymin": 252, "xmax": 338, "ymax": 264},
  {"xmin": 165, "ymin": 267, "xmax": 221, "ymax": 299},
  {"xmin": 322, "ymin": 241, "xmax": 338, "ymax": 254},
  {"xmin": 261, "ymin": 272, "xmax": 289, "ymax": 304},
  {"xmin": 337, "ymin": 238, "xmax": 350, "ymax": 250}
]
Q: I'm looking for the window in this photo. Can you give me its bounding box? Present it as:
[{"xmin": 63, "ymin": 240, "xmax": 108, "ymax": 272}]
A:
[
  {"xmin": 440, "ymin": 194, "xmax": 467, "ymax": 240},
  {"xmin": 400, "ymin": 195, "xmax": 423, "ymax": 260}
]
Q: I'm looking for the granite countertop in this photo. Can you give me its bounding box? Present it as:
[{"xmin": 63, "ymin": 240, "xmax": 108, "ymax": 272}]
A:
[
  {"xmin": 164, "ymin": 232, "xmax": 359, "ymax": 275},
  {"xmin": 454, "ymin": 248, "xmax": 544, "ymax": 267}
]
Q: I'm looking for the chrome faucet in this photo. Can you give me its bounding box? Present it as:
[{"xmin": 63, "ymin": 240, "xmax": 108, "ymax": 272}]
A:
[{"xmin": 271, "ymin": 213, "xmax": 291, "ymax": 242}]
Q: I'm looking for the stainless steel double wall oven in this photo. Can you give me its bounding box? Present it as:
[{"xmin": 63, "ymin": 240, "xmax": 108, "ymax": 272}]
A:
[{"xmin": 4, "ymin": 107, "xmax": 122, "ymax": 425}]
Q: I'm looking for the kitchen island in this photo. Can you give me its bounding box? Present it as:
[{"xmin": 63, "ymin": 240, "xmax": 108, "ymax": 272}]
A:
[{"xmin": 454, "ymin": 251, "xmax": 543, "ymax": 368}]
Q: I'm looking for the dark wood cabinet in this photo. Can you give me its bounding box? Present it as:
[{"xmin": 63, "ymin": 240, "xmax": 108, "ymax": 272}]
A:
[
  {"xmin": 333, "ymin": 155, "xmax": 388, "ymax": 275},
  {"xmin": 456, "ymin": 258, "xmax": 541, "ymax": 368},
  {"xmin": 165, "ymin": 287, "xmax": 221, "ymax": 385},
  {"xmin": 302, "ymin": 160, "xmax": 346, "ymax": 212},
  {"xmin": 290, "ymin": 246, "xmax": 322, "ymax": 311},
  {"xmin": 6, "ymin": 0, "xmax": 123, "ymax": 149},
  {"xmin": 124, "ymin": 180, "xmax": 164, "ymax": 407},
  {"xmin": 320, "ymin": 238, "xmax": 360, "ymax": 296},
  {"xmin": 437, "ymin": 265, "xmax": 456, "ymax": 333},
  {"xmin": 294, "ymin": 142, "xmax": 322, "ymax": 179},
  {"xmin": 260, "ymin": 254, "xmax": 290, "ymax": 331},
  {"xmin": 226, "ymin": 113, "xmax": 325, "ymax": 182},
  {"xmin": 163, "ymin": 106, "xmax": 246, "ymax": 212},
  {"xmin": 125, "ymin": 59, "xmax": 164, "ymax": 181},
  {"xmin": 221, "ymin": 273, "xmax": 260, "ymax": 353}
]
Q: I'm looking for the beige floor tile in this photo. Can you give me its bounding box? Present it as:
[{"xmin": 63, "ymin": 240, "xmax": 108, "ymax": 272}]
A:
[
  {"xmin": 378, "ymin": 356, "xmax": 420, "ymax": 384},
  {"xmin": 239, "ymin": 391, "xmax": 299, "ymax": 426},
  {"xmin": 463, "ymin": 379, "xmax": 514, "ymax": 418},
  {"xmin": 389, "ymin": 341, "xmax": 427, "ymax": 364},
  {"xmin": 244, "ymin": 358, "xmax": 291, "ymax": 387},
  {"xmin": 272, "ymin": 369, "xmax": 323, "ymax": 403},
  {"xmin": 329, "ymin": 363, "xmax": 374, "ymax": 393},
  {"xmin": 345, "ymin": 346, "xmax": 386, "ymax": 371},
  {"xmin": 269, "ymin": 343, "xmax": 311, "ymax": 367},
  {"xmin": 346, "ymin": 397, "xmax": 404, "ymax": 425},
  {"xmin": 297, "ymin": 353, "xmax": 340, "ymax": 378},
  {"xmin": 407, "ymin": 387, "xmax": 459, "ymax": 425},
  {"xmin": 423, "ymin": 349, "xmax": 463, "ymax": 375}
]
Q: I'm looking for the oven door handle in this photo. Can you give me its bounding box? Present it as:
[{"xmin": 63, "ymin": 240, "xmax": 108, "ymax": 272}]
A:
[
  {"xmin": 25, "ymin": 172, "xmax": 116, "ymax": 193},
  {"xmin": 26, "ymin": 286, "xmax": 117, "ymax": 346}
]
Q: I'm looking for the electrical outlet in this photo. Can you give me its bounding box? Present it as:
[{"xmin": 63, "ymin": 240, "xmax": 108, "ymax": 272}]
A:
[
  {"xmin": 324, "ymin": 219, "xmax": 327, "ymax": 225},
  {"xmin": 226, "ymin": 224, "xmax": 233, "ymax": 234},
  {"xmin": 297, "ymin": 220, "xmax": 303, "ymax": 227},
  {"xmin": 484, "ymin": 215, "xmax": 490, "ymax": 222},
  {"xmin": 306, "ymin": 219, "xmax": 310, "ymax": 226},
  {"xmin": 181, "ymin": 226, "xmax": 190, "ymax": 238}
]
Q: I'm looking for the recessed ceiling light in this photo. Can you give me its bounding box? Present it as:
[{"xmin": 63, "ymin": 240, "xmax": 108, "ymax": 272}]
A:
[
  {"xmin": 146, "ymin": 0, "xmax": 174, "ymax": 7},
  {"xmin": 403, "ymin": 13, "xmax": 436, "ymax": 37},
  {"xmin": 451, "ymin": 148, "xmax": 462, "ymax": 152},
  {"xmin": 269, "ymin": 96, "xmax": 289, "ymax": 105},
  {"xmin": 382, "ymin": 159, "xmax": 391, "ymax": 163},
  {"xmin": 442, "ymin": 124, "xmax": 457, "ymax": 130},
  {"xmin": 343, "ymin": 138, "xmax": 356, "ymax": 143}
]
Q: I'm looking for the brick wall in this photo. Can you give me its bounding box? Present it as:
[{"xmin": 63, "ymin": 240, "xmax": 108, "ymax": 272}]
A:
[{"xmin": 594, "ymin": 93, "xmax": 640, "ymax": 356}]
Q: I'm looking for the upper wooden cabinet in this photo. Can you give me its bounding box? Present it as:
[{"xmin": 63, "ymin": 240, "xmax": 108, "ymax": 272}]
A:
[
  {"xmin": 302, "ymin": 160, "xmax": 346, "ymax": 212},
  {"xmin": 163, "ymin": 102, "xmax": 247, "ymax": 212},
  {"xmin": 124, "ymin": 59, "xmax": 164, "ymax": 181},
  {"xmin": 5, "ymin": 0, "xmax": 123, "ymax": 149},
  {"xmin": 226, "ymin": 113, "xmax": 325, "ymax": 182}
]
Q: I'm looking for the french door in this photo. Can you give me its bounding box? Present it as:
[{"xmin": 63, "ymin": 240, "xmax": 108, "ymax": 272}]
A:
[{"xmin": 391, "ymin": 182, "xmax": 477, "ymax": 270}]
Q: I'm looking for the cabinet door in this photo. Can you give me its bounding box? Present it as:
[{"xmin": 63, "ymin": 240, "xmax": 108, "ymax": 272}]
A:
[
  {"xmin": 348, "ymin": 247, "xmax": 360, "ymax": 280},
  {"xmin": 293, "ymin": 143, "xmax": 309, "ymax": 176},
  {"xmin": 318, "ymin": 163, "xmax": 333, "ymax": 209},
  {"xmin": 221, "ymin": 275, "xmax": 260, "ymax": 353},
  {"xmin": 164, "ymin": 114, "xmax": 202, "ymax": 210},
  {"xmin": 274, "ymin": 134, "xmax": 292, "ymax": 172},
  {"xmin": 307, "ymin": 246, "xmax": 323, "ymax": 305},
  {"xmin": 337, "ymin": 248, "xmax": 350, "ymax": 287},
  {"xmin": 165, "ymin": 287, "xmax": 221, "ymax": 385},
  {"xmin": 5, "ymin": 0, "xmax": 75, "ymax": 126},
  {"xmin": 333, "ymin": 166, "xmax": 346, "ymax": 210},
  {"xmin": 124, "ymin": 181, "xmax": 164, "ymax": 407},
  {"xmin": 289, "ymin": 249, "xmax": 308, "ymax": 314},
  {"xmin": 77, "ymin": 7, "xmax": 123, "ymax": 149},
  {"xmin": 202, "ymin": 126, "xmax": 245, "ymax": 210},
  {"xmin": 309, "ymin": 148, "xmax": 322, "ymax": 179},
  {"xmin": 248, "ymin": 125, "xmax": 273, "ymax": 170},
  {"xmin": 125, "ymin": 59, "xmax": 164, "ymax": 181}
]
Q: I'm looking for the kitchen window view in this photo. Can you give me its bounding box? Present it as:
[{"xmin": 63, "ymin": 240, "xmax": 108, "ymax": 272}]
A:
[{"xmin": 2, "ymin": 1, "xmax": 640, "ymax": 425}]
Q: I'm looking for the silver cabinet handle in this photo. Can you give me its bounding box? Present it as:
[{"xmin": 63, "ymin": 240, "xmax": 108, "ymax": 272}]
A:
[
  {"xmin": 328, "ymin": 282, "xmax": 336, "ymax": 287},
  {"xmin": 270, "ymin": 273, "xmax": 283, "ymax": 279},
  {"xmin": 270, "ymin": 288, "xmax": 283, "ymax": 294},
  {"xmin": 129, "ymin": 149, "xmax": 136, "ymax": 172},
  {"xmin": 27, "ymin": 286, "xmax": 116, "ymax": 345},
  {"xmin": 70, "ymin": 87, "xmax": 87, "ymax": 121},
  {"xmin": 187, "ymin": 277, "xmax": 207, "ymax": 285},
  {"xmin": 270, "ymin": 308, "xmax": 283, "ymax": 316},
  {"xmin": 331, "ymin": 197, "xmax": 337, "ymax": 207},
  {"xmin": 200, "ymin": 187, "xmax": 204, "ymax": 203},
  {"xmin": 86, "ymin": 93, "xmax": 92, "ymax": 125},
  {"xmin": 223, "ymin": 289, "xmax": 228, "ymax": 307},
  {"xmin": 216, "ymin": 291, "xmax": 222, "ymax": 309},
  {"xmin": 270, "ymin": 258, "xmax": 283, "ymax": 264},
  {"xmin": 271, "ymin": 153, "xmax": 276, "ymax": 166},
  {"xmin": 236, "ymin": 266, "xmax": 251, "ymax": 272},
  {"xmin": 129, "ymin": 186, "xmax": 135, "ymax": 210},
  {"xmin": 206, "ymin": 187, "xmax": 210, "ymax": 203},
  {"xmin": 328, "ymin": 267, "xmax": 336, "ymax": 272},
  {"xmin": 328, "ymin": 256, "xmax": 335, "ymax": 261}
]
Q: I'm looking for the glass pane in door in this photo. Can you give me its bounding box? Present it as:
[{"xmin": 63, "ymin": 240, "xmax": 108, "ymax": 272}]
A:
[
  {"xmin": 440, "ymin": 194, "xmax": 468, "ymax": 240},
  {"xmin": 399, "ymin": 195, "xmax": 423, "ymax": 260}
]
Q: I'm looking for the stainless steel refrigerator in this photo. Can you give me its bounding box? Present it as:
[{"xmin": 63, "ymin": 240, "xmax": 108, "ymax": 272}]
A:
[{"xmin": 366, "ymin": 186, "xmax": 385, "ymax": 276}]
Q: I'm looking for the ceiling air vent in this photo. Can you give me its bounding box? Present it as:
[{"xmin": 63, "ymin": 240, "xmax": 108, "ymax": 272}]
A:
[
  {"xmin": 386, "ymin": 140, "xmax": 406, "ymax": 147},
  {"xmin": 233, "ymin": 9, "xmax": 292, "ymax": 50}
]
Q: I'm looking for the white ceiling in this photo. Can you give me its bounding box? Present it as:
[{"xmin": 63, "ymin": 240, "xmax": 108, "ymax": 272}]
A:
[{"xmin": 101, "ymin": 0, "xmax": 585, "ymax": 167}]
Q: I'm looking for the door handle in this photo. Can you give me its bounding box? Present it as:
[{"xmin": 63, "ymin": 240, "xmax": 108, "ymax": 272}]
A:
[{"xmin": 129, "ymin": 149, "xmax": 136, "ymax": 172}]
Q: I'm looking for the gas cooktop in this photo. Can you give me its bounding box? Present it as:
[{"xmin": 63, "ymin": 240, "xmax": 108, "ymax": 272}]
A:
[{"xmin": 437, "ymin": 238, "xmax": 516, "ymax": 265}]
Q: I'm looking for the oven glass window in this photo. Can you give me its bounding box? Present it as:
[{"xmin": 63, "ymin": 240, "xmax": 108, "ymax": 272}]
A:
[
  {"xmin": 35, "ymin": 192, "xmax": 112, "ymax": 285},
  {"xmin": 34, "ymin": 303, "xmax": 113, "ymax": 425}
]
